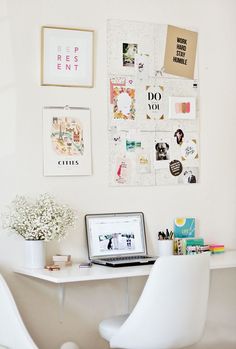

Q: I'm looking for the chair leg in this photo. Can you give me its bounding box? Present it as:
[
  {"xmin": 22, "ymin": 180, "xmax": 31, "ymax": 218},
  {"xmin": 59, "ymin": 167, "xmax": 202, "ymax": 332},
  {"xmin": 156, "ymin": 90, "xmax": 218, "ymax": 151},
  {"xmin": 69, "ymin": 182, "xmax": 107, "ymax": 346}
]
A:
[{"xmin": 60, "ymin": 342, "xmax": 79, "ymax": 349}]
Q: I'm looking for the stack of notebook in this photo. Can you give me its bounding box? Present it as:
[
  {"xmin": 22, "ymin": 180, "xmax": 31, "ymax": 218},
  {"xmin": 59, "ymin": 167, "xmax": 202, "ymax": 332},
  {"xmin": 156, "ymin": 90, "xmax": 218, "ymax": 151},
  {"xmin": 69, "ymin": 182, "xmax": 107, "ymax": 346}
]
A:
[
  {"xmin": 174, "ymin": 238, "xmax": 210, "ymax": 255},
  {"xmin": 209, "ymin": 244, "xmax": 225, "ymax": 254},
  {"xmin": 52, "ymin": 254, "xmax": 72, "ymax": 267}
]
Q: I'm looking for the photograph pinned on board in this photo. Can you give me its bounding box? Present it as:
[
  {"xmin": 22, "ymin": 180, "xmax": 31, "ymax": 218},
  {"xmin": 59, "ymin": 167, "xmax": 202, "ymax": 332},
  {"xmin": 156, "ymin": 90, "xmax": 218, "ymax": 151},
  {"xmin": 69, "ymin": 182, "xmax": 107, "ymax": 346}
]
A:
[
  {"xmin": 122, "ymin": 43, "xmax": 138, "ymax": 67},
  {"xmin": 126, "ymin": 139, "xmax": 141, "ymax": 152},
  {"xmin": 174, "ymin": 218, "xmax": 195, "ymax": 238},
  {"xmin": 111, "ymin": 78, "xmax": 135, "ymax": 120},
  {"xmin": 183, "ymin": 169, "xmax": 197, "ymax": 183},
  {"xmin": 178, "ymin": 167, "xmax": 198, "ymax": 184},
  {"xmin": 155, "ymin": 142, "xmax": 170, "ymax": 161},
  {"xmin": 154, "ymin": 138, "xmax": 171, "ymax": 169},
  {"xmin": 169, "ymin": 96, "xmax": 196, "ymax": 120},
  {"xmin": 181, "ymin": 139, "xmax": 198, "ymax": 160},
  {"xmin": 174, "ymin": 128, "xmax": 184, "ymax": 145},
  {"xmin": 134, "ymin": 53, "xmax": 149, "ymax": 80},
  {"xmin": 125, "ymin": 129, "xmax": 142, "ymax": 152},
  {"xmin": 146, "ymin": 85, "xmax": 165, "ymax": 120}
]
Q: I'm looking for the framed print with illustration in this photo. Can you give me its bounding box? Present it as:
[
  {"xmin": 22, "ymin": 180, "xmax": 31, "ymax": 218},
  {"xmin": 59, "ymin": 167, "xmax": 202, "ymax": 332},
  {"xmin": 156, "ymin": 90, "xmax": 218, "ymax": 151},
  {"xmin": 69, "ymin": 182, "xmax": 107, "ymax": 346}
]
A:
[
  {"xmin": 41, "ymin": 26, "xmax": 94, "ymax": 87},
  {"xmin": 43, "ymin": 106, "xmax": 92, "ymax": 176}
]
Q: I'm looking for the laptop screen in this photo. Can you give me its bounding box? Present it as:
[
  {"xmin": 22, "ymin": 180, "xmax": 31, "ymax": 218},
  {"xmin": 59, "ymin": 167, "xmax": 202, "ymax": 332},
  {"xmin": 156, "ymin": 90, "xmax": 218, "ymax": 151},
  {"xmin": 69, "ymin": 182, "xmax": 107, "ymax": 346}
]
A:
[{"xmin": 85, "ymin": 212, "xmax": 147, "ymax": 259}]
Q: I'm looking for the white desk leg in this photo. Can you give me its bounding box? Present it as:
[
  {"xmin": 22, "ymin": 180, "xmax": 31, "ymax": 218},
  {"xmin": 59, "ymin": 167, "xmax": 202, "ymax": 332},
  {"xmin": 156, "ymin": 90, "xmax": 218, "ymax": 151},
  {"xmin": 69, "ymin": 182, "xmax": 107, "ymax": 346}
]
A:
[
  {"xmin": 58, "ymin": 283, "xmax": 65, "ymax": 323},
  {"xmin": 58, "ymin": 286, "xmax": 81, "ymax": 348}
]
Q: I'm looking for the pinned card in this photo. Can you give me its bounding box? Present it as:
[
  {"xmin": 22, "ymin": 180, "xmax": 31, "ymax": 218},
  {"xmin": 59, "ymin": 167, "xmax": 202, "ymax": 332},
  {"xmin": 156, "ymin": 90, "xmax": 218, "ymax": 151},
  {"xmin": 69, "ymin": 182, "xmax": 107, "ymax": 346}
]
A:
[
  {"xmin": 135, "ymin": 53, "xmax": 149, "ymax": 80},
  {"xmin": 136, "ymin": 152, "xmax": 151, "ymax": 174},
  {"xmin": 164, "ymin": 25, "xmax": 198, "ymax": 79},
  {"xmin": 181, "ymin": 139, "xmax": 198, "ymax": 160},
  {"xmin": 115, "ymin": 156, "xmax": 131, "ymax": 184},
  {"xmin": 146, "ymin": 85, "xmax": 165, "ymax": 120},
  {"xmin": 169, "ymin": 96, "xmax": 196, "ymax": 120}
]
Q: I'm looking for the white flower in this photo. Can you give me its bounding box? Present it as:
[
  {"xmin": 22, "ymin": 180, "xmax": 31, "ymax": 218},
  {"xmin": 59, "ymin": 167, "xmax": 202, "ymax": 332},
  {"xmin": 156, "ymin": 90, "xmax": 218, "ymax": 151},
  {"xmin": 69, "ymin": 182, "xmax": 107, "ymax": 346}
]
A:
[{"xmin": 2, "ymin": 193, "xmax": 75, "ymax": 241}]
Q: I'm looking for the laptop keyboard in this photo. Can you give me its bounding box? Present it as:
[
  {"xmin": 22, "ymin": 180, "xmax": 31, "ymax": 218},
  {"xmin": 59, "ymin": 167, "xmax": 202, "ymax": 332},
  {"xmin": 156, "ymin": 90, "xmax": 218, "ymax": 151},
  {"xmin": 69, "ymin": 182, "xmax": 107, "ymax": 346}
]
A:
[{"xmin": 102, "ymin": 255, "xmax": 150, "ymax": 262}]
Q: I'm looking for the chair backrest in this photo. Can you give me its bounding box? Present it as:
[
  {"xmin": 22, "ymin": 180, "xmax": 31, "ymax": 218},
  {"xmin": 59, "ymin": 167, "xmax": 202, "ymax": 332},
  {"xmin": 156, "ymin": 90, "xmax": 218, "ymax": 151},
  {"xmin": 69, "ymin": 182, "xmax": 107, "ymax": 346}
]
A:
[
  {"xmin": 110, "ymin": 253, "xmax": 210, "ymax": 349},
  {"xmin": 0, "ymin": 274, "xmax": 38, "ymax": 349}
]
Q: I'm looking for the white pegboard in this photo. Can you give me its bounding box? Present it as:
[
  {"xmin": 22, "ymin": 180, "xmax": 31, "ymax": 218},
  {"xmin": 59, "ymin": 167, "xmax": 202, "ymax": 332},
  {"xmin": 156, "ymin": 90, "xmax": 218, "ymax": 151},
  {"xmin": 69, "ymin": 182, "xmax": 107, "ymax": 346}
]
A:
[{"xmin": 107, "ymin": 19, "xmax": 200, "ymax": 186}]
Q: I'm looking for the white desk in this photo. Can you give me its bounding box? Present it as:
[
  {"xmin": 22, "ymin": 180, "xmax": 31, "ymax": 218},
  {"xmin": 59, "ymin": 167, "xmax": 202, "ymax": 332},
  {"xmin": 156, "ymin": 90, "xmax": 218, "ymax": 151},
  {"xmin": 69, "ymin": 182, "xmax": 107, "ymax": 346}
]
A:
[
  {"xmin": 14, "ymin": 250, "xmax": 236, "ymax": 284},
  {"xmin": 14, "ymin": 251, "xmax": 236, "ymax": 321}
]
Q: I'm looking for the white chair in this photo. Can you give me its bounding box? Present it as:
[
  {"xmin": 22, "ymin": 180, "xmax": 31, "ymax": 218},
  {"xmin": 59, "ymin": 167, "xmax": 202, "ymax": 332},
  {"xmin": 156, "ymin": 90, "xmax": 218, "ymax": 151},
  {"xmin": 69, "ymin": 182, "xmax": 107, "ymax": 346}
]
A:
[
  {"xmin": 99, "ymin": 253, "xmax": 210, "ymax": 349},
  {"xmin": 0, "ymin": 273, "xmax": 38, "ymax": 349}
]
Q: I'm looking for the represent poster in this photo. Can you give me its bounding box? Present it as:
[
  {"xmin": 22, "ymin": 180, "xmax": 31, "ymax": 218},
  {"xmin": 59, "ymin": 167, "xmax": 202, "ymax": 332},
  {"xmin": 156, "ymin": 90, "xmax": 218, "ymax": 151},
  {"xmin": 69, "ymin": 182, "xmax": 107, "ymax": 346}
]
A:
[
  {"xmin": 164, "ymin": 25, "xmax": 198, "ymax": 79},
  {"xmin": 41, "ymin": 27, "xmax": 94, "ymax": 87},
  {"xmin": 43, "ymin": 107, "xmax": 92, "ymax": 176}
]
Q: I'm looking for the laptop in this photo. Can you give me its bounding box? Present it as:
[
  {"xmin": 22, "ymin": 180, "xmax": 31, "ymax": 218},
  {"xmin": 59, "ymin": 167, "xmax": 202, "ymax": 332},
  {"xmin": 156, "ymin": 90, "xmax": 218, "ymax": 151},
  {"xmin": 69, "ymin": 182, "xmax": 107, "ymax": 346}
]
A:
[{"xmin": 85, "ymin": 212, "xmax": 156, "ymax": 267}]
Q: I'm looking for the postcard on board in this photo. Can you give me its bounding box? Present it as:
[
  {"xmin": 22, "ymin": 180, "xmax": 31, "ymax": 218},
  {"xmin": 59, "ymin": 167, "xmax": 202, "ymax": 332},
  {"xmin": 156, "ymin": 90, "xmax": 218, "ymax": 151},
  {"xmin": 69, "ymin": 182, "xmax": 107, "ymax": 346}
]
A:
[{"xmin": 164, "ymin": 25, "xmax": 198, "ymax": 79}]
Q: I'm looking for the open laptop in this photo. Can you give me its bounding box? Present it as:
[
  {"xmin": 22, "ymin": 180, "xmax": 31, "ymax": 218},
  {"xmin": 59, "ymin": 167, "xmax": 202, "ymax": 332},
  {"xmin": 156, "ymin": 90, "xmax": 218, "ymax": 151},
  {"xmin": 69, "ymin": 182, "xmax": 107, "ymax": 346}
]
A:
[{"xmin": 85, "ymin": 212, "xmax": 156, "ymax": 267}]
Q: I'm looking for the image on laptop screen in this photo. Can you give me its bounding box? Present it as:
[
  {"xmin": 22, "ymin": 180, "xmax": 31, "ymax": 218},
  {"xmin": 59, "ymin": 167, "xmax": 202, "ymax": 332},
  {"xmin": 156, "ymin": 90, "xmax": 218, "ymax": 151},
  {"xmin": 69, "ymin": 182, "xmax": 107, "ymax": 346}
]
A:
[{"xmin": 85, "ymin": 212, "xmax": 147, "ymax": 259}]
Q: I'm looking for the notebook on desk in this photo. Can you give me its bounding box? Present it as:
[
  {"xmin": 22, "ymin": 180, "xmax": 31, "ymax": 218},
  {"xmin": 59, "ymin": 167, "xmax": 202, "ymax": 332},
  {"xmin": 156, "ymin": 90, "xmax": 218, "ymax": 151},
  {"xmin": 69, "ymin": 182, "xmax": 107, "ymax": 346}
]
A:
[{"xmin": 85, "ymin": 212, "xmax": 156, "ymax": 267}]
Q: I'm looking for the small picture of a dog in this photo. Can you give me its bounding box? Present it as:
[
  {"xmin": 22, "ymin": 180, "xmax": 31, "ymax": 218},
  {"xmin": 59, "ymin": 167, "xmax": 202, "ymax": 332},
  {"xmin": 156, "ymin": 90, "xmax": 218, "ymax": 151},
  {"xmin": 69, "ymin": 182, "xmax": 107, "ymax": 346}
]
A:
[{"xmin": 155, "ymin": 142, "xmax": 170, "ymax": 161}]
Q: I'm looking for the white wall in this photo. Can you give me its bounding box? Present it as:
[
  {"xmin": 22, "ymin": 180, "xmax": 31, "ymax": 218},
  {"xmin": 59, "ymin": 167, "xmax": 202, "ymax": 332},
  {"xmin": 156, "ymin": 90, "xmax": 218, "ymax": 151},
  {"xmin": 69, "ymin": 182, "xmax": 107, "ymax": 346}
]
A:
[{"xmin": 0, "ymin": 0, "xmax": 236, "ymax": 348}]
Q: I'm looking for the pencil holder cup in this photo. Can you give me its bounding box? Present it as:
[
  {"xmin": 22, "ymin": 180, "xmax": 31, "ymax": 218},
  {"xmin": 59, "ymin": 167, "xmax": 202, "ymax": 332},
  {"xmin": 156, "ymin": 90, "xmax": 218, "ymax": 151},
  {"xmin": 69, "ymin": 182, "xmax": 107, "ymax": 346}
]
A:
[{"xmin": 157, "ymin": 240, "xmax": 174, "ymax": 257}]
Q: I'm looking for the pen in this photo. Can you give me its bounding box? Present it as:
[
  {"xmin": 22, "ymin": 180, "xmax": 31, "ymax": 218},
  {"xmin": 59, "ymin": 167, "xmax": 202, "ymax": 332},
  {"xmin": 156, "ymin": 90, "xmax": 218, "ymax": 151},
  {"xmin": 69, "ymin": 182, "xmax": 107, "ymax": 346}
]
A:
[
  {"xmin": 166, "ymin": 229, "xmax": 169, "ymax": 239},
  {"xmin": 158, "ymin": 230, "xmax": 174, "ymax": 240}
]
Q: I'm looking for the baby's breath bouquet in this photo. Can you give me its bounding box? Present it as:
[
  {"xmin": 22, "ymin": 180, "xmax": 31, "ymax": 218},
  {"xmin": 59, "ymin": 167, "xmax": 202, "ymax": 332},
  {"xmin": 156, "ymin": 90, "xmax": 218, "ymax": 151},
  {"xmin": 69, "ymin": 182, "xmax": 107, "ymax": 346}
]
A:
[{"xmin": 2, "ymin": 193, "xmax": 75, "ymax": 241}]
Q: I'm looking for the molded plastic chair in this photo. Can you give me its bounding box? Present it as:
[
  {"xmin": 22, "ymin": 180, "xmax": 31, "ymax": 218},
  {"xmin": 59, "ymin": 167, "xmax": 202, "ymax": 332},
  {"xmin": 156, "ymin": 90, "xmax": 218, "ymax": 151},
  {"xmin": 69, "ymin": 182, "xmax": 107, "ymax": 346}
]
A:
[
  {"xmin": 99, "ymin": 253, "xmax": 210, "ymax": 349},
  {"xmin": 0, "ymin": 274, "xmax": 38, "ymax": 349}
]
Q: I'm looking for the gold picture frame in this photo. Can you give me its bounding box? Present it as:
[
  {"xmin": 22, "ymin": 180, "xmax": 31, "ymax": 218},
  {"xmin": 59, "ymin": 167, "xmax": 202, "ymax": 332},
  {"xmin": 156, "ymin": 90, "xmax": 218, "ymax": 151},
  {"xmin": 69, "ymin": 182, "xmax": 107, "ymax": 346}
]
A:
[{"xmin": 41, "ymin": 26, "xmax": 94, "ymax": 87}]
